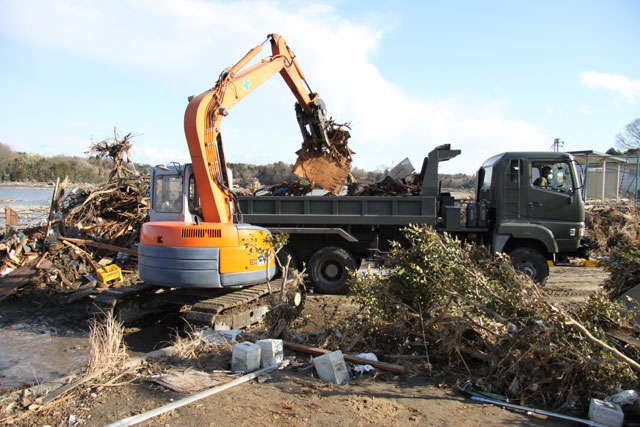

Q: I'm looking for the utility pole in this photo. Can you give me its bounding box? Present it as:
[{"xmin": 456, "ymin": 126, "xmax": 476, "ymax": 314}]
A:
[{"xmin": 551, "ymin": 138, "xmax": 564, "ymax": 152}]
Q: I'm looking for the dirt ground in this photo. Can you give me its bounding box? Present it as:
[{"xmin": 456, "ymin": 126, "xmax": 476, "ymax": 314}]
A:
[{"xmin": 0, "ymin": 266, "xmax": 610, "ymax": 426}]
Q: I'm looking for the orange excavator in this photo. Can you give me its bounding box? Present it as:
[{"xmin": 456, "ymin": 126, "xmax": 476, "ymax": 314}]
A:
[{"xmin": 96, "ymin": 34, "xmax": 352, "ymax": 328}]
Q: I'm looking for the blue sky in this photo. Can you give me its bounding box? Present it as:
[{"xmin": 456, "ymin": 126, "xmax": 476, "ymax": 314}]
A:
[{"xmin": 1, "ymin": 0, "xmax": 638, "ymax": 174}]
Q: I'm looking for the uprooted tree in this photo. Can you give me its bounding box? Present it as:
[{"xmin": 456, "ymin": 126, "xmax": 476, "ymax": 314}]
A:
[
  {"xmin": 348, "ymin": 225, "xmax": 639, "ymax": 409},
  {"xmin": 87, "ymin": 129, "xmax": 139, "ymax": 181}
]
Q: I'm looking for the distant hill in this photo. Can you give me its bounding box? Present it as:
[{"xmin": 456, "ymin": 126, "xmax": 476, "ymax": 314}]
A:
[{"xmin": 0, "ymin": 142, "xmax": 151, "ymax": 184}]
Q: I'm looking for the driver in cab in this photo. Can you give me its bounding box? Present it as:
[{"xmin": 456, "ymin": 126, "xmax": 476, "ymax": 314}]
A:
[{"xmin": 533, "ymin": 166, "xmax": 553, "ymax": 188}]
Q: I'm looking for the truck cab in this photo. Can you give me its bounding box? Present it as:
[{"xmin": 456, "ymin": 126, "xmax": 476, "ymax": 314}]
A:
[{"xmin": 474, "ymin": 152, "xmax": 586, "ymax": 283}]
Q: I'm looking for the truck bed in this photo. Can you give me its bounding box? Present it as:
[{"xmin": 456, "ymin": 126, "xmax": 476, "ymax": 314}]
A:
[{"xmin": 237, "ymin": 195, "xmax": 438, "ymax": 226}]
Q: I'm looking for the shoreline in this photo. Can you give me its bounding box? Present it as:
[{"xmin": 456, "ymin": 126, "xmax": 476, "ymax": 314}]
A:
[{"xmin": 0, "ymin": 181, "xmax": 95, "ymax": 189}]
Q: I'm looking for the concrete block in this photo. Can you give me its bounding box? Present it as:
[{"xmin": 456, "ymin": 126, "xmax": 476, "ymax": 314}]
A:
[
  {"xmin": 231, "ymin": 342, "xmax": 261, "ymax": 373},
  {"xmin": 588, "ymin": 398, "xmax": 623, "ymax": 427},
  {"xmin": 256, "ymin": 339, "xmax": 283, "ymax": 368},
  {"xmin": 313, "ymin": 350, "xmax": 350, "ymax": 385}
]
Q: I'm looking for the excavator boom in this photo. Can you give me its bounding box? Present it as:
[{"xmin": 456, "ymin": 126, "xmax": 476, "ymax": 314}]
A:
[{"xmin": 184, "ymin": 33, "xmax": 353, "ymax": 223}]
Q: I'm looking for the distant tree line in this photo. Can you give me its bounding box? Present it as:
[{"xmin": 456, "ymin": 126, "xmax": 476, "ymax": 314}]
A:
[
  {"xmin": 0, "ymin": 141, "xmax": 475, "ymax": 189},
  {"xmin": 227, "ymin": 162, "xmax": 386, "ymax": 189},
  {"xmin": 440, "ymin": 173, "xmax": 475, "ymax": 190},
  {"xmin": 0, "ymin": 142, "xmax": 151, "ymax": 184}
]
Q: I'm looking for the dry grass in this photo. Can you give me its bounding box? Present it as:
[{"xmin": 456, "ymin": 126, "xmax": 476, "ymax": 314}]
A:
[
  {"xmin": 87, "ymin": 312, "xmax": 128, "ymax": 375},
  {"xmin": 169, "ymin": 326, "xmax": 202, "ymax": 360}
]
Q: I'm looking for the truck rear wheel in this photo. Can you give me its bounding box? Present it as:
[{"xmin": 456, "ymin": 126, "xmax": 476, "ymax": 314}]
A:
[
  {"xmin": 308, "ymin": 246, "xmax": 356, "ymax": 294},
  {"xmin": 509, "ymin": 247, "xmax": 549, "ymax": 286}
]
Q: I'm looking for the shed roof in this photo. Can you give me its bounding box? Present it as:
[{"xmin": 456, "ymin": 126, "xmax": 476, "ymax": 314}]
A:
[{"xmin": 568, "ymin": 150, "xmax": 629, "ymax": 166}]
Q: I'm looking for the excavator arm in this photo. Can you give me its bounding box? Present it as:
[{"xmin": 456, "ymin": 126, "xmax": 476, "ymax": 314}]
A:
[{"xmin": 184, "ymin": 33, "xmax": 352, "ymax": 224}]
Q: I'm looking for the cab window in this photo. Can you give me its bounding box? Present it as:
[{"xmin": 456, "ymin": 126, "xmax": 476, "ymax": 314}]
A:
[
  {"xmin": 531, "ymin": 161, "xmax": 574, "ymax": 192},
  {"xmin": 188, "ymin": 174, "xmax": 202, "ymax": 217},
  {"xmin": 154, "ymin": 174, "xmax": 183, "ymax": 213}
]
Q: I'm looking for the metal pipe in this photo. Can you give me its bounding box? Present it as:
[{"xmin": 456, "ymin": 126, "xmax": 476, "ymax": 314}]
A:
[
  {"xmin": 602, "ymin": 159, "xmax": 607, "ymax": 202},
  {"xmin": 616, "ymin": 163, "xmax": 620, "ymax": 202},
  {"xmin": 634, "ymin": 156, "xmax": 640, "ymax": 205},
  {"xmin": 470, "ymin": 396, "xmax": 608, "ymax": 427},
  {"xmin": 583, "ymin": 153, "xmax": 589, "ymax": 202},
  {"xmin": 106, "ymin": 360, "xmax": 290, "ymax": 427}
]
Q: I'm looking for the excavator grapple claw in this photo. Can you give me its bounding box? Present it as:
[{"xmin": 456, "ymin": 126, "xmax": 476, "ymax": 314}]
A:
[{"xmin": 293, "ymin": 100, "xmax": 354, "ymax": 194}]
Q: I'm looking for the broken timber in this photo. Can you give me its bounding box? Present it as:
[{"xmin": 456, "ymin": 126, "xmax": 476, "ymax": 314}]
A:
[
  {"xmin": 0, "ymin": 260, "xmax": 37, "ymax": 302},
  {"xmin": 59, "ymin": 237, "xmax": 137, "ymax": 257}
]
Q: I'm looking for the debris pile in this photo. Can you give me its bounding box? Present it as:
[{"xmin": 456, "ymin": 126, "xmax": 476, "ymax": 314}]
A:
[
  {"xmin": 585, "ymin": 202, "xmax": 639, "ymax": 256},
  {"xmin": 0, "ymin": 176, "xmax": 148, "ymax": 301},
  {"xmin": 341, "ymin": 225, "xmax": 639, "ymax": 409},
  {"xmin": 602, "ymin": 239, "xmax": 640, "ymax": 299},
  {"xmin": 62, "ymin": 177, "xmax": 149, "ymax": 249},
  {"xmin": 251, "ymin": 180, "xmax": 313, "ymax": 197},
  {"xmin": 0, "ymin": 133, "xmax": 149, "ymax": 301},
  {"xmin": 349, "ymin": 175, "xmax": 420, "ymax": 196}
]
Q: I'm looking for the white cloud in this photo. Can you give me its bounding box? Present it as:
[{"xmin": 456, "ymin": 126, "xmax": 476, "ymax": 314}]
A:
[
  {"xmin": 0, "ymin": 0, "xmax": 549, "ymax": 174},
  {"xmin": 580, "ymin": 71, "xmax": 640, "ymax": 103}
]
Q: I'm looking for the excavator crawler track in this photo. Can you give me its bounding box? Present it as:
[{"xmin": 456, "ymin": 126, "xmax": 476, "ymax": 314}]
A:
[{"xmin": 92, "ymin": 273, "xmax": 305, "ymax": 329}]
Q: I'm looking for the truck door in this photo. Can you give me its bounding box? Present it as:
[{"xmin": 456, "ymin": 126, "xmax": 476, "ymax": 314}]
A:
[{"xmin": 526, "ymin": 160, "xmax": 581, "ymax": 239}]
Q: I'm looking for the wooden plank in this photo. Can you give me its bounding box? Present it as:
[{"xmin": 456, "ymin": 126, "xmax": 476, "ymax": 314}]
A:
[
  {"xmin": 59, "ymin": 237, "xmax": 137, "ymax": 257},
  {"xmin": 5, "ymin": 206, "xmax": 18, "ymax": 227},
  {"xmin": 0, "ymin": 260, "xmax": 37, "ymax": 302}
]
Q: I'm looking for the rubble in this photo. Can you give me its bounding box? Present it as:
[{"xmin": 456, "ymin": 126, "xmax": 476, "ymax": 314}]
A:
[
  {"xmin": 585, "ymin": 202, "xmax": 639, "ymax": 257},
  {"xmin": 0, "ymin": 140, "xmax": 149, "ymax": 301}
]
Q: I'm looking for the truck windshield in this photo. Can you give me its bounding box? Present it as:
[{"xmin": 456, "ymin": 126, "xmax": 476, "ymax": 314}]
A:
[
  {"xmin": 154, "ymin": 174, "xmax": 183, "ymax": 213},
  {"xmin": 479, "ymin": 166, "xmax": 493, "ymax": 192},
  {"xmin": 531, "ymin": 161, "xmax": 574, "ymax": 193}
]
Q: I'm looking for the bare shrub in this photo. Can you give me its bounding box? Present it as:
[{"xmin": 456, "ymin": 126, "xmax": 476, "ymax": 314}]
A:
[{"xmin": 349, "ymin": 225, "xmax": 638, "ymax": 409}]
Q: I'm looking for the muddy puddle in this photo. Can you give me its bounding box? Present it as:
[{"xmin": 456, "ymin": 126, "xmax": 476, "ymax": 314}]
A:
[
  {"xmin": 0, "ymin": 326, "xmax": 89, "ymax": 389},
  {"xmin": 0, "ymin": 299, "xmax": 91, "ymax": 390}
]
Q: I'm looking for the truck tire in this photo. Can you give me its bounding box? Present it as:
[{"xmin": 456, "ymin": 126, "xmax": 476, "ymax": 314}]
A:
[
  {"xmin": 509, "ymin": 247, "xmax": 549, "ymax": 286},
  {"xmin": 308, "ymin": 246, "xmax": 356, "ymax": 294}
]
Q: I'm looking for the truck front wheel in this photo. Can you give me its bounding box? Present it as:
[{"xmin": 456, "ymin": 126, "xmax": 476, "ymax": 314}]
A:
[
  {"xmin": 508, "ymin": 247, "xmax": 549, "ymax": 286},
  {"xmin": 308, "ymin": 246, "xmax": 356, "ymax": 294}
]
